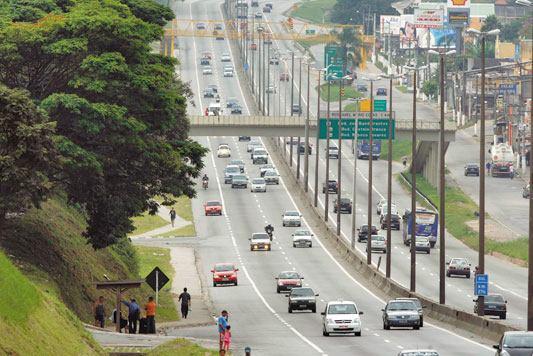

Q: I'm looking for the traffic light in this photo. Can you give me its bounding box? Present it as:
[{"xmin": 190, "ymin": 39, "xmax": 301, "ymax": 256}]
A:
[
  {"xmin": 287, "ymin": 18, "xmax": 294, "ymax": 30},
  {"xmin": 340, "ymin": 87, "xmax": 345, "ymax": 97}
]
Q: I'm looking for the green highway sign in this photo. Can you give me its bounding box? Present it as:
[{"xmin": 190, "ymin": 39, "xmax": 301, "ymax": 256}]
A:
[
  {"xmin": 319, "ymin": 118, "xmax": 395, "ymax": 140},
  {"xmin": 373, "ymin": 99, "xmax": 387, "ymax": 112},
  {"xmin": 324, "ymin": 44, "xmax": 345, "ymax": 80},
  {"xmin": 305, "ymin": 29, "xmax": 316, "ymax": 35}
]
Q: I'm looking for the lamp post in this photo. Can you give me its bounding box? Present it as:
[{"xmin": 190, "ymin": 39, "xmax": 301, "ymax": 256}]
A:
[
  {"xmin": 362, "ymin": 76, "xmax": 381, "ymax": 264},
  {"xmin": 290, "ymin": 52, "xmax": 295, "ymax": 166},
  {"xmin": 350, "ymin": 97, "xmax": 364, "ymax": 249},
  {"xmin": 336, "ymin": 75, "xmax": 351, "ymax": 236},
  {"xmin": 380, "ymin": 73, "xmax": 403, "ymax": 277},
  {"xmin": 325, "ymin": 75, "xmax": 333, "ymax": 222},
  {"xmin": 466, "ymin": 27, "xmax": 500, "ymax": 316},
  {"xmin": 304, "ymin": 60, "xmax": 312, "ymax": 192},
  {"xmin": 429, "ymin": 48, "xmax": 456, "ymax": 303},
  {"xmin": 315, "ymin": 65, "xmax": 333, "ymax": 208},
  {"xmin": 405, "ymin": 63, "xmax": 428, "ymax": 292},
  {"xmin": 297, "ymin": 56, "xmax": 303, "ymax": 180},
  {"xmin": 267, "ymin": 42, "xmax": 271, "ymax": 116}
]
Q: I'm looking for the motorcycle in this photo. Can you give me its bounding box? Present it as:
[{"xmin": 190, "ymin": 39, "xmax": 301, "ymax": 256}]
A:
[
  {"xmin": 202, "ymin": 179, "xmax": 208, "ymax": 190},
  {"xmin": 265, "ymin": 227, "xmax": 273, "ymax": 241}
]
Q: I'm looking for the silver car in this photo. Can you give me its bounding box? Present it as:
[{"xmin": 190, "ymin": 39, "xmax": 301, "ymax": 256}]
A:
[
  {"xmin": 251, "ymin": 178, "xmax": 266, "ymax": 192},
  {"xmin": 263, "ymin": 169, "xmax": 279, "ymax": 185},
  {"xmin": 382, "ymin": 300, "xmax": 420, "ymax": 330},
  {"xmin": 292, "ymin": 229, "xmax": 312, "ymax": 248},
  {"xmin": 282, "ymin": 211, "xmax": 302, "ymax": 227}
]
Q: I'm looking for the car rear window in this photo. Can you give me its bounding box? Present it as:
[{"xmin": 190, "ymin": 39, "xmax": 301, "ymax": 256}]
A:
[
  {"xmin": 215, "ymin": 264, "xmax": 234, "ymax": 272},
  {"xmin": 503, "ymin": 334, "xmax": 533, "ymax": 348},
  {"xmin": 252, "ymin": 179, "xmax": 265, "ymax": 184},
  {"xmin": 372, "ymin": 235, "xmax": 385, "ymax": 241},
  {"xmin": 486, "ymin": 295, "xmax": 505, "ymax": 303},
  {"xmin": 387, "ymin": 301, "xmax": 417, "ymax": 311},
  {"xmin": 285, "ymin": 211, "xmax": 299, "ymax": 216},
  {"xmin": 206, "ymin": 201, "xmax": 220, "ymax": 206},
  {"xmin": 291, "ymin": 288, "xmax": 314, "ymax": 297},
  {"xmin": 328, "ymin": 304, "xmax": 357, "ymax": 314},
  {"xmin": 279, "ymin": 272, "xmax": 300, "ymax": 279},
  {"xmin": 294, "ymin": 230, "xmax": 310, "ymax": 236}
]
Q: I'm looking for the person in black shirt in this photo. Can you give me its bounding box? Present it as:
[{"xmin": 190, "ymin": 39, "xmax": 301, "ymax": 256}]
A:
[{"xmin": 178, "ymin": 287, "xmax": 191, "ymax": 319}]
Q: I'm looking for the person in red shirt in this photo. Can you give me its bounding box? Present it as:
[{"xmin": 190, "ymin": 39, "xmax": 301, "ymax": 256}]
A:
[{"xmin": 144, "ymin": 296, "xmax": 157, "ymax": 334}]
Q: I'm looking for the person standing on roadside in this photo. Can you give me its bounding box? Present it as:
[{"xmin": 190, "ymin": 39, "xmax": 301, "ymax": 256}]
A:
[
  {"xmin": 486, "ymin": 161, "xmax": 491, "ymax": 175},
  {"xmin": 178, "ymin": 287, "xmax": 191, "ymax": 319},
  {"xmin": 122, "ymin": 298, "xmax": 140, "ymax": 334},
  {"xmin": 145, "ymin": 296, "xmax": 157, "ymax": 334},
  {"xmin": 169, "ymin": 208, "xmax": 176, "ymax": 227},
  {"xmin": 93, "ymin": 296, "xmax": 105, "ymax": 328},
  {"xmin": 217, "ymin": 310, "xmax": 229, "ymax": 352}
]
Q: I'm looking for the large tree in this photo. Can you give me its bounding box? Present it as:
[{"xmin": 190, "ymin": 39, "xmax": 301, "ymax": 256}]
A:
[
  {"xmin": 0, "ymin": 85, "xmax": 58, "ymax": 223},
  {"xmin": 330, "ymin": 0, "xmax": 396, "ymax": 28},
  {"xmin": 0, "ymin": 0, "xmax": 206, "ymax": 248}
]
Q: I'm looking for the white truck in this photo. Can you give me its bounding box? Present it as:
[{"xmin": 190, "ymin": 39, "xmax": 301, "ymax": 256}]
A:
[{"xmin": 491, "ymin": 143, "xmax": 514, "ymax": 177}]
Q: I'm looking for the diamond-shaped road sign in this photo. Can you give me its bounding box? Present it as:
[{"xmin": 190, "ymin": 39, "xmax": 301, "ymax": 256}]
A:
[{"xmin": 145, "ymin": 267, "xmax": 169, "ymax": 292}]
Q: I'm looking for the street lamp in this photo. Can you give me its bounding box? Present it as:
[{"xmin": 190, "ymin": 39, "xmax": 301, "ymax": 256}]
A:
[
  {"xmin": 380, "ymin": 73, "xmax": 404, "ymax": 277},
  {"xmin": 466, "ymin": 27, "xmax": 500, "ymax": 316},
  {"xmin": 361, "ymin": 75, "xmax": 381, "ymax": 265},
  {"xmin": 304, "ymin": 60, "xmax": 314, "ymax": 193},
  {"xmin": 428, "ymin": 48, "xmax": 456, "ymax": 304},
  {"xmin": 404, "ymin": 63, "xmax": 428, "ymax": 292},
  {"xmin": 349, "ymin": 97, "xmax": 364, "ymax": 249}
]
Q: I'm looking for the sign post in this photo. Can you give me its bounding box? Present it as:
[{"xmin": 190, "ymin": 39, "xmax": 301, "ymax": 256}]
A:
[
  {"xmin": 145, "ymin": 267, "xmax": 170, "ymax": 305},
  {"xmin": 318, "ymin": 116, "xmax": 396, "ymax": 140}
]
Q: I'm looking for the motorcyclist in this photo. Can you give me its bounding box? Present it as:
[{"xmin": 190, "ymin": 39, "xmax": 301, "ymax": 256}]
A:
[
  {"xmin": 265, "ymin": 224, "xmax": 274, "ymax": 240},
  {"xmin": 202, "ymin": 174, "xmax": 209, "ymax": 189}
]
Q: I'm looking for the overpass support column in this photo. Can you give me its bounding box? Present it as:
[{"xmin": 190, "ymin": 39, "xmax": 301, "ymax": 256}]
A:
[{"xmin": 421, "ymin": 142, "xmax": 439, "ymax": 188}]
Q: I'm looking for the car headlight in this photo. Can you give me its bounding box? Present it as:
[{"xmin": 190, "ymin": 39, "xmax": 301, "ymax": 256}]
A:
[
  {"xmin": 352, "ymin": 319, "xmax": 360, "ymax": 324},
  {"xmin": 326, "ymin": 318, "xmax": 334, "ymax": 323}
]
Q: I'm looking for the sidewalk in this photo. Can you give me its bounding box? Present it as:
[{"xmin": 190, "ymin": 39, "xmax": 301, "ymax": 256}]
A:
[{"xmin": 130, "ymin": 205, "xmax": 192, "ymax": 239}]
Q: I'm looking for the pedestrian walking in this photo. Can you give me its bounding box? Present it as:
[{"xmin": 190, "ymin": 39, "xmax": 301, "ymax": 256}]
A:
[
  {"xmin": 144, "ymin": 296, "xmax": 157, "ymax": 334},
  {"xmin": 93, "ymin": 296, "xmax": 105, "ymax": 328},
  {"xmin": 169, "ymin": 208, "xmax": 176, "ymax": 227},
  {"xmin": 178, "ymin": 287, "xmax": 191, "ymax": 319},
  {"xmin": 486, "ymin": 162, "xmax": 491, "ymax": 175},
  {"xmin": 222, "ymin": 325, "xmax": 232, "ymax": 355},
  {"xmin": 510, "ymin": 165, "xmax": 515, "ymax": 180},
  {"xmin": 217, "ymin": 310, "xmax": 229, "ymax": 352},
  {"xmin": 122, "ymin": 298, "xmax": 141, "ymax": 334}
]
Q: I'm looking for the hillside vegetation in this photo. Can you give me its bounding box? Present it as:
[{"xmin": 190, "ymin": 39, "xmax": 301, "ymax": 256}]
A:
[{"xmin": 0, "ymin": 250, "xmax": 103, "ymax": 355}]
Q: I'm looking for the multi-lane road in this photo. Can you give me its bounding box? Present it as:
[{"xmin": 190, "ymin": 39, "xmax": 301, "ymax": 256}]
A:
[{"xmin": 167, "ymin": 0, "xmax": 507, "ymax": 354}]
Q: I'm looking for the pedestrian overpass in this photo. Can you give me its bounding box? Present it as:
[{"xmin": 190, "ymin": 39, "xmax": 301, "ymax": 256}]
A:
[{"xmin": 189, "ymin": 115, "xmax": 456, "ymax": 186}]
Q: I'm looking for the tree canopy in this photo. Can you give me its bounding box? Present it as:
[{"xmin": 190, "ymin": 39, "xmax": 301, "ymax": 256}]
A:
[
  {"xmin": 0, "ymin": 0, "xmax": 206, "ymax": 248},
  {"xmin": 330, "ymin": 0, "xmax": 396, "ymax": 27}
]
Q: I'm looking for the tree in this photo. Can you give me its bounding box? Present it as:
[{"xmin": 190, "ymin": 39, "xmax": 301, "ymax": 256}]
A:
[
  {"xmin": 330, "ymin": 0, "xmax": 396, "ymax": 28},
  {"xmin": 0, "ymin": 0, "xmax": 206, "ymax": 248},
  {"xmin": 421, "ymin": 77, "xmax": 438, "ymax": 99},
  {"xmin": 481, "ymin": 15, "xmax": 501, "ymax": 33},
  {"xmin": 0, "ymin": 85, "xmax": 58, "ymax": 223},
  {"xmin": 336, "ymin": 28, "xmax": 363, "ymax": 74}
]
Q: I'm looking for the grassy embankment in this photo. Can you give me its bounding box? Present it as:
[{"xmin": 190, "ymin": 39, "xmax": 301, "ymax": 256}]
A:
[
  {"xmin": 149, "ymin": 338, "xmax": 219, "ymax": 356},
  {"xmin": 0, "ymin": 250, "xmax": 103, "ymax": 355},
  {"xmin": 400, "ymin": 173, "xmax": 528, "ymax": 262},
  {"xmin": 318, "ymin": 83, "xmax": 362, "ymax": 102},
  {"xmin": 291, "ymin": 0, "xmax": 336, "ymax": 24},
  {"xmin": 0, "ymin": 194, "xmax": 179, "ymax": 326}
]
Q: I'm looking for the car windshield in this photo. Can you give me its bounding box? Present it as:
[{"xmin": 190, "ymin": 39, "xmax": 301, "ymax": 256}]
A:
[
  {"xmin": 215, "ymin": 264, "xmax": 234, "ymax": 272},
  {"xmin": 291, "ymin": 288, "xmax": 314, "ymax": 297},
  {"xmin": 503, "ymin": 334, "xmax": 533, "ymax": 348},
  {"xmin": 328, "ymin": 304, "xmax": 357, "ymax": 314},
  {"xmin": 279, "ymin": 272, "xmax": 300, "ymax": 279},
  {"xmin": 261, "ymin": 165, "xmax": 273, "ymax": 170},
  {"xmin": 399, "ymin": 352, "xmax": 439, "ymax": 356},
  {"xmin": 294, "ymin": 230, "xmax": 310, "ymax": 236},
  {"xmin": 254, "ymin": 149, "xmax": 267, "ymax": 155},
  {"xmin": 451, "ymin": 258, "xmax": 468, "ymax": 266},
  {"xmin": 252, "ymin": 233, "xmax": 269, "ymax": 240},
  {"xmin": 265, "ymin": 171, "xmax": 277, "ymax": 176},
  {"xmin": 486, "ymin": 295, "xmax": 505, "ymax": 303},
  {"xmin": 387, "ymin": 301, "xmax": 417, "ymax": 311},
  {"xmin": 252, "ymin": 178, "xmax": 265, "ymax": 184},
  {"xmin": 219, "ymin": 145, "xmax": 229, "ymax": 150},
  {"xmin": 285, "ymin": 211, "xmax": 299, "ymax": 216},
  {"xmin": 206, "ymin": 201, "xmax": 220, "ymax": 206},
  {"xmin": 397, "ymin": 299, "xmax": 421, "ymax": 309},
  {"xmin": 340, "ymin": 198, "xmax": 351, "ymax": 204},
  {"xmin": 372, "ymin": 235, "xmax": 385, "ymax": 241},
  {"xmin": 416, "ymin": 236, "xmax": 429, "ymax": 242},
  {"xmin": 233, "ymin": 175, "xmax": 246, "ymax": 180},
  {"xmin": 225, "ymin": 167, "xmax": 240, "ymax": 173},
  {"xmin": 230, "ymin": 160, "xmax": 243, "ymax": 165}
]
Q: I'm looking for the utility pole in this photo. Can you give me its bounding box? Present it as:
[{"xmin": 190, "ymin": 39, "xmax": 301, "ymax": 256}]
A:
[
  {"xmin": 304, "ymin": 61, "xmax": 311, "ymax": 192},
  {"xmin": 262, "ymin": 34, "xmax": 266, "ymax": 114},
  {"xmin": 337, "ymin": 77, "xmax": 343, "ymax": 236},
  {"xmin": 325, "ymin": 78, "xmax": 331, "ymax": 222},
  {"xmin": 258, "ymin": 31, "xmax": 262, "ymax": 110},
  {"xmin": 290, "ymin": 52, "xmax": 295, "ymax": 166},
  {"xmin": 297, "ymin": 57, "xmax": 303, "ymax": 180},
  {"xmin": 267, "ymin": 42, "xmax": 271, "ymax": 116},
  {"xmin": 251, "ymin": 16, "xmax": 255, "ymax": 93},
  {"xmin": 314, "ymin": 69, "xmax": 322, "ymax": 207},
  {"xmin": 367, "ymin": 80, "xmax": 375, "ymax": 265},
  {"xmin": 351, "ymin": 98, "xmax": 362, "ymax": 249}
]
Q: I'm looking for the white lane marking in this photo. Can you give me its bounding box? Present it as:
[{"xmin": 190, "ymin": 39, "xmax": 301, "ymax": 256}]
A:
[
  {"xmin": 207, "ymin": 137, "xmax": 325, "ymax": 355},
  {"xmin": 490, "ymin": 282, "xmax": 527, "ymax": 301}
]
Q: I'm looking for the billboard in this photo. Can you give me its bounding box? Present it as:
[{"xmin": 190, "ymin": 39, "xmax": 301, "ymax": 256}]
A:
[
  {"xmin": 400, "ymin": 15, "xmax": 417, "ymax": 49},
  {"xmin": 447, "ymin": 0, "xmax": 470, "ymax": 9},
  {"xmin": 380, "ymin": 15, "xmax": 401, "ymax": 35},
  {"xmin": 416, "ymin": 25, "xmax": 457, "ymax": 49},
  {"xmin": 448, "ymin": 0, "xmax": 470, "ymax": 26},
  {"xmin": 414, "ymin": 8, "xmax": 444, "ymax": 28}
]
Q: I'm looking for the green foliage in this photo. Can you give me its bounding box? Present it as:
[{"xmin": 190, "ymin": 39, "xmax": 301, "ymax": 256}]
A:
[
  {"xmin": 149, "ymin": 338, "xmax": 218, "ymax": 356},
  {"xmin": 334, "ymin": 27, "xmax": 363, "ymax": 69},
  {"xmin": 380, "ymin": 140, "xmax": 413, "ymax": 161},
  {"xmin": 0, "ymin": 85, "xmax": 58, "ymax": 221},
  {"xmin": 330, "ymin": 0, "xmax": 396, "ymax": 28},
  {"xmin": 319, "ymin": 83, "xmax": 362, "ymax": 102},
  {"xmin": 0, "ymin": 0, "xmax": 207, "ymax": 248},
  {"xmin": 291, "ymin": 0, "xmax": 336, "ymax": 24},
  {"xmin": 481, "ymin": 14, "xmax": 525, "ymax": 43},
  {"xmin": 421, "ymin": 77, "xmax": 438, "ymax": 98}
]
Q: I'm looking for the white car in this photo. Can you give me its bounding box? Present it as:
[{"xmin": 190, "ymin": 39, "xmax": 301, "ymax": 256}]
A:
[
  {"xmin": 263, "ymin": 169, "xmax": 279, "ymax": 185},
  {"xmin": 327, "ymin": 146, "xmax": 339, "ymax": 159},
  {"xmin": 292, "ymin": 229, "xmax": 312, "ymax": 248},
  {"xmin": 282, "ymin": 210, "xmax": 302, "ymax": 227},
  {"xmin": 260, "ymin": 164, "xmax": 275, "ymax": 176},
  {"xmin": 217, "ymin": 144, "xmax": 231, "ymax": 158},
  {"xmin": 322, "ymin": 300, "xmax": 363, "ymax": 336},
  {"xmin": 251, "ymin": 178, "xmax": 267, "ymax": 192},
  {"xmin": 221, "ymin": 53, "xmax": 231, "ymax": 62},
  {"xmin": 252, "ymin": 147, "xmax": 268, "ymax": 164},
  {"xmin": 379, "ymin": 203, "xmax": 398, "ymax": 218},
  {"xmin": 247, "ymin": 140, "xmax": 262, "ymax": 152},
  {"xmin": 376, "ymin": 199, "xmax": 387, "ymax": 214},
  {"xmin": 266, "ymin": 86, "xmax": 276, "ymax": 94},
  {"xmin": 367, "ymin": 235, "xmax": 387, "ymax": 254},
  {"xmin": 223, "ymin": 69, "xmax": 234, "ymax": 77},
  {"xmin": 249, "ymin": 232, "xmax": 271, "ymax": 251},
  {"xmin": 202, "ymin": 66, "xmax": 213, "ymax": 75}
]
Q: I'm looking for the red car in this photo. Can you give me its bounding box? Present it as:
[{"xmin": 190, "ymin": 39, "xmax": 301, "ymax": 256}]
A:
[
  {"xmin": 204, "ymin": 200, "xmax": 222, "ymax": 216},
  {"xmin": 275, "ymin": 271, "xmax": 303, "ymax": 293},
  {"xmin": 211, "ymin": 263, "xmax": 238, "ymax": 286},
  {"xmin": 279, "ymin": 73, "xmax": 289, "ymax": 81}
]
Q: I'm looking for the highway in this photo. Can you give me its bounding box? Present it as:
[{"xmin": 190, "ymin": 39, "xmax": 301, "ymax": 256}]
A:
[
  {"xmin": 237, "ymin": 0, "xmax": 529, "ymax": 331},
  {"xmin": 170, "ymin": 0, "xmax": 499, "ymax": 354}
]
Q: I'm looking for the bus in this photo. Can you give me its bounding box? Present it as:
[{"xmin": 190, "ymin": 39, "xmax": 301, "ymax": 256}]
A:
[{"xmin": 402, "ymin": 208, "xmax": 439, "ymax": 248}]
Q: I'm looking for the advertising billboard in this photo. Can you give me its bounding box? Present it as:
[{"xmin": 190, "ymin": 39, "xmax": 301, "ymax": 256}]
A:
[
  {"xmin": 414, "ymin": 8, "xmax": 444, "ymax": 28},
  {"xmin": 448, "ymin": 0, "xmax": 470, "ymax": 26},
  {"xmin": 416, "ymin": 25, "xmax": 457, "ymax": 49},
  {"xmin": 380, "ymin": 15, "xmax": 401, "ymax": 35},
  {"xmin": 400, "ymin": 15, "xmax": 417, "ymax": 49}
]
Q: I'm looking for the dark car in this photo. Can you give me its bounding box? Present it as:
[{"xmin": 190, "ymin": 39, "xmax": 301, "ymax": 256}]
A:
[
  {"xmin": 263, "ymin": 6, "xmax": 271, "ymax": 12},
  {"xmin": 226, "ymin": 98, "xmax": 239, "ymax": 108},
  {"xmin": 265, "ymin": 3, "xmax": 273, "ymax": 9},
  {"xmin": 474, "ymin": 294, "xmax": 507, "ymax": 319},
  {"xmin": 376, "ymin": 87, "xmax": 387, "ymax": 96},
  {"xmin": 298, "ymin": 143, "xmax": 312, "ymax": 155},
  {"xmin": 322, "ymin": 180, "xmax": 338, "ymax": 194},
  {"xmin": 231, "ymin": 105, "xmax": 243, "ymax": 114},
  {"xmin": 464, "ymin": 163, "xmax": 480, "ymax": 176},
  {"xmin": 380, "ymin": 213, "xmax": 400, "ymax": 230},
  {"xmin": 494, "ymin": 331, "xmax": 533, "ymax": 356},
  {"xmin": 292, "ymin": 104, "xmax": 301, "ymax": 114},
  {"xmin": 269, "ymin": 57, "xmax": 279, "ymax": 65},
  {"xmin": 286, "ymin": 287, "xmax": 318, "ymax": 313},
  {"xmin": 395, "ymin": 297, "xmax": 425, "ymax": 327},
  {"xmin": 203, "ymin": 88, "xmax": 215, "ymax": 98},
  {"xmin": 231, "ymin": 174, "xmax": 248, "ymax": 189},
  {"xmin": 333, "ymin": 198, "xmax": 352, "ymax": 214},
  {"xmin": 357, "ymin": 225, "xmax": 378, "ymax": 242},
  {"xmin": 446, "ymin": 258, "xmax": 471, "ymax": 278},
  {"xmin": 200, "ymin": 58, "xmax": 210, "ymax": 65},
  {"xmin": 356, "ymin": 83, "xmax": 368, "ymax": 92},
  {"xmin": 382, "ymin": 300, "xmax": 420, "ymax": 330},
  {"xmin": 238, "ymin": 136, "xmax": 251, "ymax": 141}
]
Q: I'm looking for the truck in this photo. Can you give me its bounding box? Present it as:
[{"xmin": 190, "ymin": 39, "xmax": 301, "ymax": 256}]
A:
[
  {"xmin": 491, "ymin": 143, "xmax": 514, "ymax": 177},
  {"xmin": 356, "ymin": 140, "xmax": 381, "ymax": 160},
  {"xmin": 402, "ymin": 208, "xmax": 438, "ymax": 248}
]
